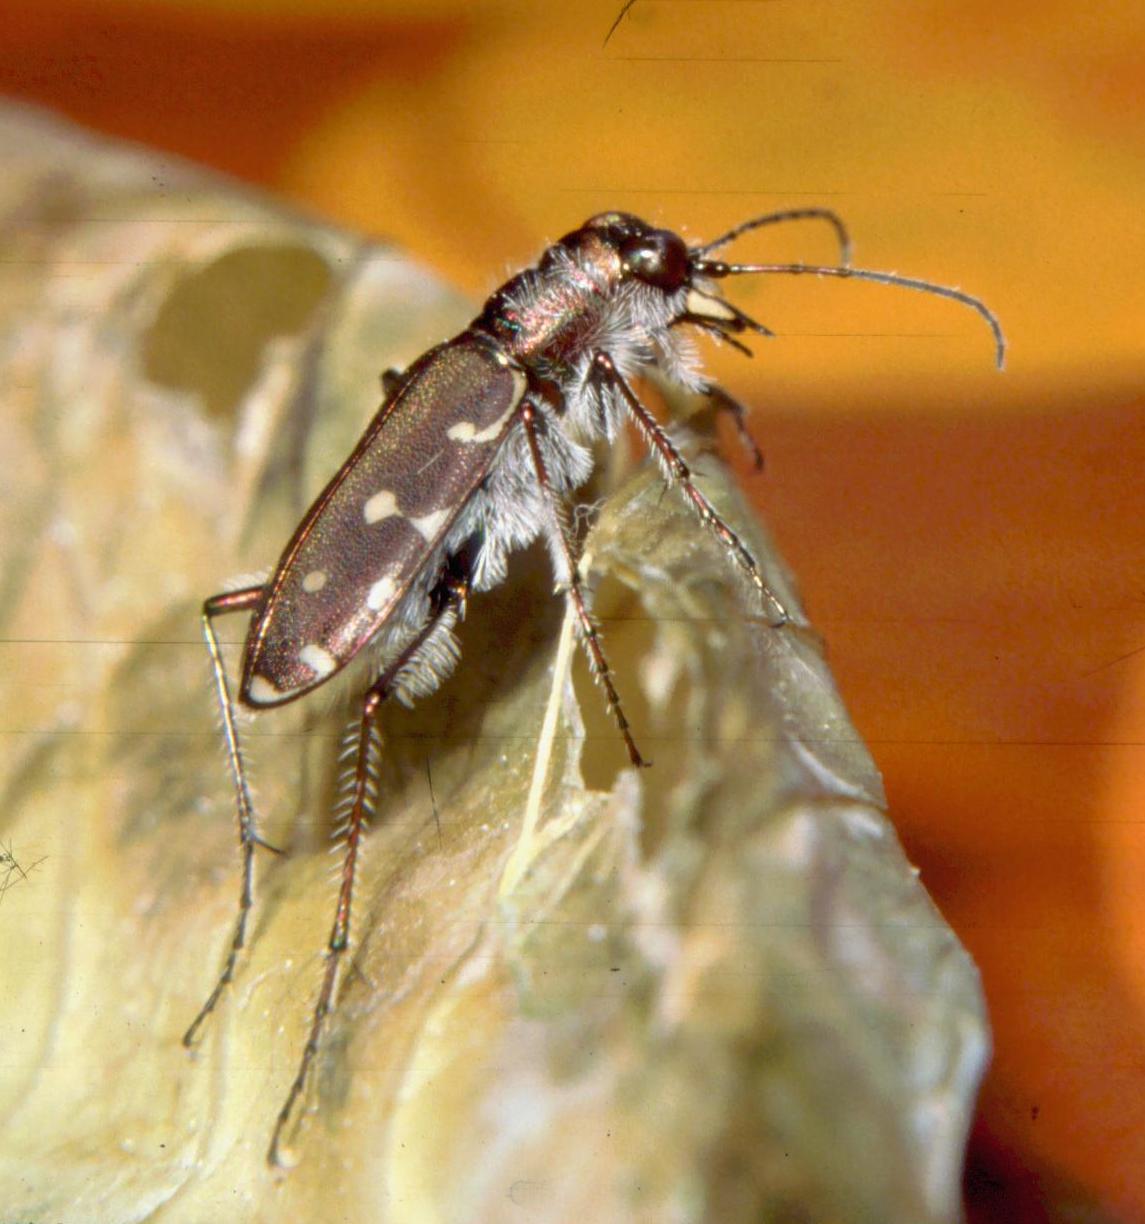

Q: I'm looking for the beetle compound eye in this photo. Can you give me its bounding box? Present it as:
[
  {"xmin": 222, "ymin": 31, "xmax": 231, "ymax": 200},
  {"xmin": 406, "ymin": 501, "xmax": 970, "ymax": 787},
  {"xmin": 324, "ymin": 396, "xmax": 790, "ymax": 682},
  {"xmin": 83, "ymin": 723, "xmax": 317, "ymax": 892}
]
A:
[{"xmin": 620, "ymin": 230, "xmax": 690, "ymax": 291}]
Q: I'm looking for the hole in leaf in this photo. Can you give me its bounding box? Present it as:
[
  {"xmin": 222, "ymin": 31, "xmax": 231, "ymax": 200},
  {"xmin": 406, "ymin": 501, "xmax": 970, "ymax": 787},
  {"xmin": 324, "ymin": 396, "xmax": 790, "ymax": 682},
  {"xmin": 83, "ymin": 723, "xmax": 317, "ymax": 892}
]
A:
[{"xmin": 142, "ymin": 243, "xmax": 332, "ymax": 420}]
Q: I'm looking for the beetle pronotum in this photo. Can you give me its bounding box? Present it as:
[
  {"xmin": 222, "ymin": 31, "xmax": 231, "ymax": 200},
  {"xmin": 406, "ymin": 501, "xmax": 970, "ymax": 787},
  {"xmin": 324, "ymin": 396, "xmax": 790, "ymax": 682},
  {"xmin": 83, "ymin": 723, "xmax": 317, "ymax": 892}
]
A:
[{"xmin": 183, "ymin": 209, "xmax": 1004, "ymax": 1166}]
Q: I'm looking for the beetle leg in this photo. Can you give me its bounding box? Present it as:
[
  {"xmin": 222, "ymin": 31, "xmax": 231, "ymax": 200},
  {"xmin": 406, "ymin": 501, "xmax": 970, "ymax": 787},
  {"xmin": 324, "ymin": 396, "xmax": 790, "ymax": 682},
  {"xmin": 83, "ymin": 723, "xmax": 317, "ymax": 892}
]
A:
[
  {"xmin": 590, "ymin": 350, "xmax": 789, "ymax": 628},
  {"xmin": 695, "ymin": 379, "xmax": 766, "ymax": 472},
  {"xmin": 268, "ymin": 590, "xmax": 466, "ymax": 1168},
  {"xmin": 660, "ymin": 321, "xmax": 766, "ymax": 467},
  {"xmin": 521, "ymin": 400, "xmax": 649, "ymax": 769},
  {"xmin": 184, "ymin": 586, "xmax": 282, "ymax": 1050}
]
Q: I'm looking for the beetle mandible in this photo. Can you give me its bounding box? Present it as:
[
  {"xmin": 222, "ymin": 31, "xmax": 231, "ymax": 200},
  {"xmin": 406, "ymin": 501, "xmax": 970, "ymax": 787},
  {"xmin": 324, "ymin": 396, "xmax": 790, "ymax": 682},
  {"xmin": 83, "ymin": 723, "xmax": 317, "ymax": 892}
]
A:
[{"xmin": 183, "ymin": 208, "xmax": 1005, "ymax": 1166}]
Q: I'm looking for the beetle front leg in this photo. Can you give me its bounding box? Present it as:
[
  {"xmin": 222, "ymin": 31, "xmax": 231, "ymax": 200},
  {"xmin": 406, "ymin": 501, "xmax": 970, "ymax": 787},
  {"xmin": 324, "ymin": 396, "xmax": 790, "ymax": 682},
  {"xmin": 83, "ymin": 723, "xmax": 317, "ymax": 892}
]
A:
[
  {"xmin": 590, "ymin": 350, "xmax": 789, "ymax": 628},
  {"xmin": 695, "ymin": 379, "xmax": 765, "ymax": 472}
]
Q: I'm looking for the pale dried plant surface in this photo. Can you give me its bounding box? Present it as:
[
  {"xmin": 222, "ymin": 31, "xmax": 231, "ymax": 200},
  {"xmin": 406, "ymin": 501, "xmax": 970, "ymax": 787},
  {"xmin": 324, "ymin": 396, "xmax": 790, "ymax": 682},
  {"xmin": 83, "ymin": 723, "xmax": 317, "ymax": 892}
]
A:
[{"xmin": 0, "ymin": 106, "xmax": 987, "ymax": 1224}]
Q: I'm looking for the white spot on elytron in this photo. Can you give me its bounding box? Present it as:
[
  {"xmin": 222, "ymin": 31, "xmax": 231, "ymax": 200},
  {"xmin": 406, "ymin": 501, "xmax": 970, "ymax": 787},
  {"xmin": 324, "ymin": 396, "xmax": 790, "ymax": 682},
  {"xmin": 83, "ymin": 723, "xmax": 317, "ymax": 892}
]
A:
[
  {"xmin": 299, "ymin": 643, "xmax": 337, "ymax": 678},
  {"xmin": 446, "ymin": 368, "xmax": 527, "ymax": 445},
  {"xmin": 301, "ymin": 569, "xmax": 327, "ymax": 593},
  {"xmin": 248, "ymin": 675, "xmax": 282, "ymax": 704},
  {"xmin": 685, "ymin": 288, "xmax": 737, "ymax": 323},
  {"xmin": 408, "ymin": 508, "xmax": 450, "ymax": 541},
  {"xmin": 367, "ymin": 574, "xmax": 397, "ymax": 611},
  {"xmin": 446, "ymin": 415, "xmax": 506, "ymax": 445},
  {"xmin": 363, "ymin": 489, "xmax": 399, "ymax": 524}
]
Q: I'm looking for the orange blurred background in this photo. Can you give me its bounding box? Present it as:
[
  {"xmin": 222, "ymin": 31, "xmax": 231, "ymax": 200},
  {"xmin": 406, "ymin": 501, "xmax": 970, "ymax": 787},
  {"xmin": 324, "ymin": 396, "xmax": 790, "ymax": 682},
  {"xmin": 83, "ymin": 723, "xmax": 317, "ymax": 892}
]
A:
[{"xmin": 4, "ymin": 1, "xmax": 1143, "ymax": 1218}]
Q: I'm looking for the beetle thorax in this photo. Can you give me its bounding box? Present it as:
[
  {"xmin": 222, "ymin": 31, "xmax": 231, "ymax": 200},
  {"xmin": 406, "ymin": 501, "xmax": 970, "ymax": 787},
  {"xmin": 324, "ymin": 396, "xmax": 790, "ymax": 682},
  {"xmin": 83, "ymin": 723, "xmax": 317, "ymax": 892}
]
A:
[
  {"xmin": 492, "ymin": 235, "xmax": 674, "ymax": 351},
  {"xmin": 476, "ymin": 237, "xmax": 699, "ymax": 445}
]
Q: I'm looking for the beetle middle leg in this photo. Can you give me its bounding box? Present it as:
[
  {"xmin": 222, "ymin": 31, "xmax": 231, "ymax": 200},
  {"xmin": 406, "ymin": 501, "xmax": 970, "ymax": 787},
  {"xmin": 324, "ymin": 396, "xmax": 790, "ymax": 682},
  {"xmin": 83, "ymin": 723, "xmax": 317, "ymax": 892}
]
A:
[
  {"xmin": 520, "ymin": 399, "xmax": 649, "ymax": 769},
  {"xmin": 590, "ymin": 350, "xmax": 789, "ymax": 628},
  {"xmin": 268, "ymin": 586, "xmax": 466, "ymax": 1167}
]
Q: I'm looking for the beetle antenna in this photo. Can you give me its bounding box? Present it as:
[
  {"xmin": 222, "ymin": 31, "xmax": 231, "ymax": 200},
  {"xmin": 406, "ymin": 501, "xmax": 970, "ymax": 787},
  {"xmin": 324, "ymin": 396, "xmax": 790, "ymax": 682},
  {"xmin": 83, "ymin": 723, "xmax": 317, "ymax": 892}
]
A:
[
  {"xmin": 693, "ymin": 259, "xmax": 1006, "ymax": 369},
  {"xmin": 692, "ymin": 208, "xmax": 852, "ymax": 266}
]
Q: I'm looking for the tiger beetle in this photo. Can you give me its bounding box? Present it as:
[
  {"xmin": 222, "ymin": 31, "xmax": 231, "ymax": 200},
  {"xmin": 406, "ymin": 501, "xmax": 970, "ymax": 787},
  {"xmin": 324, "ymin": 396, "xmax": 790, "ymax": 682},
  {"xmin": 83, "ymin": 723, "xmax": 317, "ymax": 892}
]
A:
[{"xmin": 183, "ymin": 209, "xmax": 1005, "ymax": 1166}]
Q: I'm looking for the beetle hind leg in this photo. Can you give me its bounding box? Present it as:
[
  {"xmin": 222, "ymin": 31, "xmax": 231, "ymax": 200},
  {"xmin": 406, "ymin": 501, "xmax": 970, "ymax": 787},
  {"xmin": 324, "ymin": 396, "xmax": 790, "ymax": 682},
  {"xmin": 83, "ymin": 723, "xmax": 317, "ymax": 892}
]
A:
[
  {"xmin": 267, "ymin": 590, "xmax": 466, "ymax": 1168},
  {"xmin": 184, "ymin": 585, "xmax": 282, "ymax": 1051}
]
